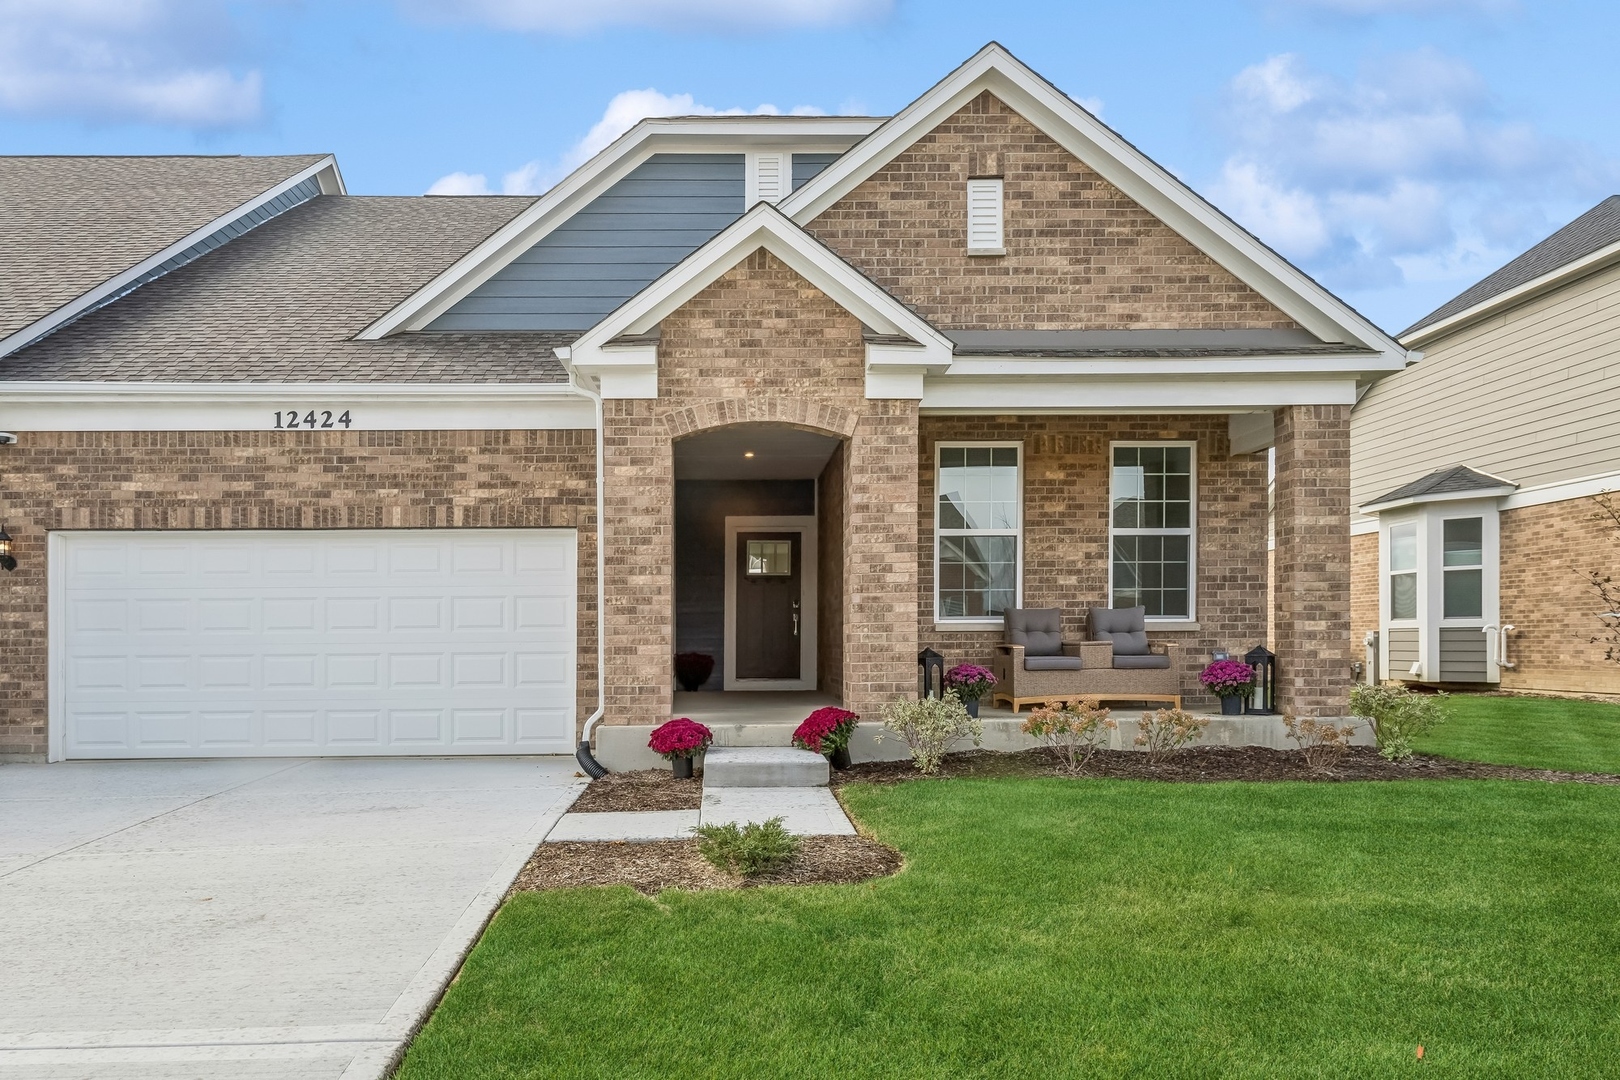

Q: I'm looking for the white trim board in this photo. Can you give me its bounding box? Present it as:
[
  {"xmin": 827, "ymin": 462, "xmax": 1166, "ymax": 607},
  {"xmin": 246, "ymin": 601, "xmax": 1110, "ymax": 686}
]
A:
[
  {"xmin": 778, "ymin": 43, "xmax": 1408, "ymax": 371},
  {"xmin": 920, "ymin": 375, "xmax": 1359, "ymax": 412},
  {"xmin": 359, "ymin": 119, "xmax": 882, "ymax": 339},
  {"xmin": 0, "ymin": 156, "xmax": 344, "ymax": 360},
  {"xmin": 722, "ymin": 516, "xmax": 818, "ymax": 691},
  {"xmin": 1351, "ymin": 467, "xmax": 1620, "ymax": 533},
  {"xmin": 0, "ymin": 381, "xmax": 594, "ymax": 431}
]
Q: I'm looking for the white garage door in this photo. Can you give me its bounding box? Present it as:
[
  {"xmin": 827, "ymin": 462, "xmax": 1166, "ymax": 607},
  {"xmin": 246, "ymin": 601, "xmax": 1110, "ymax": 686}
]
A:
[{"xmin": 54, "ymin": 530, "xmax": 577, "ymax": 759}]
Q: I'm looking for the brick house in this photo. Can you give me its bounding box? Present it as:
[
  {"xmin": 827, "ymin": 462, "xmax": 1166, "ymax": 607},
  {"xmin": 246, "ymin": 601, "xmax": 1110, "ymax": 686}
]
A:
[
  {"xmin": 0, "ymin": 45, "xmax": 1405, "ymax": 765},
  {"xmin": 1352, "ymin": 196, "xmax": 1620, "ymax": 696}
]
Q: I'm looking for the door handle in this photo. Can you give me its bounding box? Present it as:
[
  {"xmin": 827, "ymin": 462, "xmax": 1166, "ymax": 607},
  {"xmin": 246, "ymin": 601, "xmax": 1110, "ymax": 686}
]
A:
[{"xmin": 793, "ymin": 613, "xmax": 800, "ymax": 638}]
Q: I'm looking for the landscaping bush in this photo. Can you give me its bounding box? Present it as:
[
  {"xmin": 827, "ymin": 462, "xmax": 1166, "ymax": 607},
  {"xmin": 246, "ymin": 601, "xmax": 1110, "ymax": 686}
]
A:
[
  {"xmin": 1349, "ymin": 683, "xmax": 1447, "ymax": 762},
  {"xmin": 1283, "ymin": 713, "xmax": 1359, "ymax": 772},
  {"xmin": 877, "ymin": 691, "xmax": 983, "ymax": 774},
  {"xmin": 792, "ymin": 706, "xmax": 859, "ymax": 755},
  {"xmin": 1022, "ymin": 700, "xmax": 1115, "ymax": 772},
  {"xmin": 694, "ymin": 817, "xmax": 801, "ymax": 877},
  {"xmin": 1133, "ymin": 708, "xmax": 1209, "ymax": 763}
]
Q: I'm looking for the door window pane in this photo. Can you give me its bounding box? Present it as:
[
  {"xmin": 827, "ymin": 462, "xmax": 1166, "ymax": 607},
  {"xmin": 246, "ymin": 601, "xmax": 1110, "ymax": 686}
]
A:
[
  {"xmin": 1444, "ymin": 568, "xmax": 1482, "ymax": 619},
  {"xmin": 745, "ymin": 540, "xmax": 791, "ymax": 576},
  {"xmin": 1443, "ymin": 518, "xmax": 1482, "ymax": 567}
]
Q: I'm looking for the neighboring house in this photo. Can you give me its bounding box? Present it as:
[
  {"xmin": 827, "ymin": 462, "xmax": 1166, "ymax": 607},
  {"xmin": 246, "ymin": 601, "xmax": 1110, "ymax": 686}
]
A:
[
  {"xmin": 0, "ymin": 45, "xmax": 1406, "ymax": 766},
  {"xmin": 1351, "ymin": 196, "xmax": 1620, "ymax": 696}
]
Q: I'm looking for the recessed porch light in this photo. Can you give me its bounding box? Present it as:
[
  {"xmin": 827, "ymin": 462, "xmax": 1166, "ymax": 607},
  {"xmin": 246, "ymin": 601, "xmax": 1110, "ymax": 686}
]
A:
[{"xmin": 744, "ymin": 451, "xmax": 755, "ymax": 458}]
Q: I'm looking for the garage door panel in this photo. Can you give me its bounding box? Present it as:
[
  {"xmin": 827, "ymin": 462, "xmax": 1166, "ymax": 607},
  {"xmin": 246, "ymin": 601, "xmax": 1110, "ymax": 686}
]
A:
[{"xmin": 59, "ymin": 530, "xmax": 576, "ymax": 758}]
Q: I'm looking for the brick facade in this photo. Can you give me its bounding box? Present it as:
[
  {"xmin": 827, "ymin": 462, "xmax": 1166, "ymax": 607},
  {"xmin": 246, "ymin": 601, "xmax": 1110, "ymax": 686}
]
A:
[
  {"xmin": 0, "ymin": 430, "xmax": 598, "ymax": 759},
  {"xmin": 1351, "ymin": 497, "xmax": 1620, "ymax": 696},
  {"xmin": 1273, "ymin": 405, "xmax": 1353, "ymax": 716},
  {"xmin": 599, "ymin": 249, "xmax": 918, "ymax": 726},
  {"xmin": 807, "ymin": 92, "xmax": 1300, "ymax": 332},
  {"xmin": 917, "ymin": 415, "xmax": 1269, "ymax": 710}
]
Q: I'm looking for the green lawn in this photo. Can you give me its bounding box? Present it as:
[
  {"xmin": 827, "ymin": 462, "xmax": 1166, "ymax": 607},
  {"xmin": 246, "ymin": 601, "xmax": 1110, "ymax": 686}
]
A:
[
  {"xmin": 399, "ymin": 777, "xmax": 1620, "ymax": 1079},
  {"xmin": 1414, "ymin": 694, "xmax": 1620, "ymax": 774}
]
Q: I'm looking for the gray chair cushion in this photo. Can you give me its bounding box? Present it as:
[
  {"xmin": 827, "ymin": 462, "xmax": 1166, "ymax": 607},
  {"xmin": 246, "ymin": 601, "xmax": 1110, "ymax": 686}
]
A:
[
  {"xmin": 1024, "ymin": 655, "xmax": 1083, "ymax": 672},
  {"xmin": 1109, "ymin": 630, "xmax": 1150, "ymax": 657},
  {"xmin": 1089, "ymin": 607, "xmax": 1150, "ymax": 656},
  {"xmin": 1006, "ymin": 608, "xmax": 1063, "ymax": 657},
  {"xmin": 1111, "ymin": 652, "xmax": 1171, "ymax": 670}
]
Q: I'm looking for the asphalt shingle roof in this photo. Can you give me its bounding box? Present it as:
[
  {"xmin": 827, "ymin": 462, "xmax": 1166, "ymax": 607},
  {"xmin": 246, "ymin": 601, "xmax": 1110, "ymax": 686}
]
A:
[
  {"xmin": 1363, "ymin": 465, "xmax": 1517, "ymax": 509},
  {"xmin": 0, "ymin": 155, "xmax": 327, "ymax": 339},
  {"xmin": 1402, "ymin": 195, "xmax": 1620, "ymax": 338},
  {"xmin": 1, "ymin": 194, "xmax": 576, "ymax": 383}
]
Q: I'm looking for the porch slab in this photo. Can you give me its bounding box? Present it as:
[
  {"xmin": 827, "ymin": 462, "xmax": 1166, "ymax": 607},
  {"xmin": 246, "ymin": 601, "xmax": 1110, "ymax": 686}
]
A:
[
  {"xmin": 545, "ymin": 810, "xmax": 699, "ymax": 843},
  {"xmin": 702, "ymin": 747, "xmax": 829, "ymax": 788},
  {"xmin": 698, "ymin": 787, "xmax": 856, "ymax": 836}
]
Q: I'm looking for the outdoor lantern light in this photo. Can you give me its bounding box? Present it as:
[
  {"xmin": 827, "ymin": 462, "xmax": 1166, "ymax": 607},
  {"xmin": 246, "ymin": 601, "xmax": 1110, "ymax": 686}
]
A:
[
  {"xmin": 0, "ymin": 525, "xmax": 14, "ymax": 572},
  {"xmin": 1244, "ymin": 645, "xmax": 1275, "ymax": 714},
  {"xmin": 918, "ymin": 647, "xmax": 945, "ymax": 700}
]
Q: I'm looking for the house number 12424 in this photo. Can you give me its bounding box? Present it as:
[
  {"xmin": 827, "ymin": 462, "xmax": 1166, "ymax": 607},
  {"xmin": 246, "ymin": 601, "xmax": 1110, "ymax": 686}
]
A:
[{"xmin": 273, "ymin": 409, "xmax": 353, "ymax": 430}]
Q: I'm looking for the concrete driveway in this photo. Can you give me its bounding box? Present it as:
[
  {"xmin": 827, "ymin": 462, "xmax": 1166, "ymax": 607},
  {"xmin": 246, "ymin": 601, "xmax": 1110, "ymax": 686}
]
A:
[{"xmin": 0, "ymin": 757, "xmax": 582, "ymax": 1080}]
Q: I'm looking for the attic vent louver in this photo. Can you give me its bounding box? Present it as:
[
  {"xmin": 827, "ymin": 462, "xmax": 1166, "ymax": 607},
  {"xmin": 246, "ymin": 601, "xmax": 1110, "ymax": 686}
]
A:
[
  {"xmin": 747, "ymin": 152, "xmax": 786, "ymax": 205},
  {"xmin": 966, "ymin": 178, "xmax": 1004, "ymax": 254}
]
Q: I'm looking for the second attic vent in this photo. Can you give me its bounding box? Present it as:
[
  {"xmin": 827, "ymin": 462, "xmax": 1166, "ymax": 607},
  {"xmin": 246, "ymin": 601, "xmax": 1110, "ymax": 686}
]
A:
[{"xmin": 747, "ymin": 152, "xmax": 786, "ymax": 205}]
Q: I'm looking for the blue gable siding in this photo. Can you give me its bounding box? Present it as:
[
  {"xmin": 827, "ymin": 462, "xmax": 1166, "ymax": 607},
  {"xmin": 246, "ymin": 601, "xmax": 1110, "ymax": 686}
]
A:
[
  {"xmin": 429, "ymin": 153, "xmax": 745, "ymax": 332},
  {"xmin": 791, "ymin": 153, "xmax": 840, "ymax": 191}
]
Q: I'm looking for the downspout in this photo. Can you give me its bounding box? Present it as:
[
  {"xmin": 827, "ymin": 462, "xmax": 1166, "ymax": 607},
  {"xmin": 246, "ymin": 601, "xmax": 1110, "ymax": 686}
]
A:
[{"xmin": 564, "ymin": 358, "xmax": 610, "ymax": 777}]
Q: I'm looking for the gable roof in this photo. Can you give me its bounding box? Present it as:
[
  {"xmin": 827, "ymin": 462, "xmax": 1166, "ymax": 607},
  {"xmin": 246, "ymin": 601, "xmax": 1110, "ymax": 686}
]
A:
[
  {"xmin": 0, "ymin": 154, "xmax": 342, "ymax": 355},
  {"xmin": 563, "ymin": 201, "xmax": 954, "ymax": 369},
  {"xmin": 357, "ymin": 117, "xmax": 882, "ymax": 339},
  {"xmin": 1360, "ymin": 464, "xmax": 1519, "ymax": 513},
  {"xmin": 777, "ymin": 43, "xmax": 1406, "ymax": 368},
  {"xmin": 1400, "ymin": 195, "xmax": 1620, "ymax": 345},
  {"xmin": 0, "ymin": 195, "xmax": 570, "ymax": 384}
]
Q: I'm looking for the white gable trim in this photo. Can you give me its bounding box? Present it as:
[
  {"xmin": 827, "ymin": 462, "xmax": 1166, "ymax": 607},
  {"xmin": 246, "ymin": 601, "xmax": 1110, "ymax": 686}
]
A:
[
  {"xmin": 563, "ymin": 203, "xmax": 953, "ymax": 400},
  {"xmin": 0, "ymin": 155, "xmax": 344, "ymax": 360},
  {"xmin": 357, "ymin": 118, "xmax": 882, "ymax": 341},
  {"xmin": 779, "ymin": 43, "xmax": 1408, "ymax": 369}
]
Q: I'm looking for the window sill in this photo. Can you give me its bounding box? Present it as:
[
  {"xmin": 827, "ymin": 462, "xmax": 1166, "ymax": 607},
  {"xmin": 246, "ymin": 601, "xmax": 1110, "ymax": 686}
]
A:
[
  {"xmin": 934, "ymin": 620, "xmax": 1004, "ymax": 632},
  {"xmin": 966, "ymin": 247, "xmax": 1006, "ymax": 257}
]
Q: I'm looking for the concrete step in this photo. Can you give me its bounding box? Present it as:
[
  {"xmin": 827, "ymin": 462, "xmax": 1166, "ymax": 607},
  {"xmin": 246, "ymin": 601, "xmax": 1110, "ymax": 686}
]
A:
[{"xmin": 702, "ymin": 746, "xmax": 829, "ymax": 788}]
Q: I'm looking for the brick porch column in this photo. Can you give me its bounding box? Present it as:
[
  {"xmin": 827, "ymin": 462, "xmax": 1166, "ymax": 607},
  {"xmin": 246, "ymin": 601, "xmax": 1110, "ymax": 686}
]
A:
[
  {"xmin": 601, "ymin": 400, "xmax": 674, "ymax": 726},
  {"xmin": 1272, "ymin": 405, "xmax": 1352, "ymax": 717},
  {"xmin": 842, "ymin": 400, "xmax": 920, "ymax": 717}
]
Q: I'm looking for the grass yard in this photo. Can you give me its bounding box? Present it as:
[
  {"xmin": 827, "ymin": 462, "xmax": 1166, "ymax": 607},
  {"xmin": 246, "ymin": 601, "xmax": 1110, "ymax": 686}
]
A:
[
  {"xmin": 1415, "ymin": 694, "xmax": 1620, "ymax": 775},
  {"xmin": 399, "ymin": 777, "xmax": 1620, "ymax": 1079}
]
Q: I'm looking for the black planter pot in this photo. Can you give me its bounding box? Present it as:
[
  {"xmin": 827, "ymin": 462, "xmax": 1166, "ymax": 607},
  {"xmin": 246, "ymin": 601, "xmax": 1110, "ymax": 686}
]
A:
[
  {"xmin": 963, "ymin": 697, "xmax": 980, "ymax": 718},
  {"xmin": 671, "ymin": 755, "xmax": 694, "ymax": 779},
  {"xmin": 1220, "ymin": 695, "xmax": 1244, "ymax": 716},
  {"xmin": 827, "ymin": 745, "xmax": 853, "ymax": 771}
]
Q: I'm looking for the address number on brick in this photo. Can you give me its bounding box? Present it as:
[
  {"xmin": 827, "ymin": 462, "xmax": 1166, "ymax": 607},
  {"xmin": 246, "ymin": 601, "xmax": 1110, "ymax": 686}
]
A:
[{"xmin": 273, "ymin": 409, "xmax": 354, "ymax": 430}]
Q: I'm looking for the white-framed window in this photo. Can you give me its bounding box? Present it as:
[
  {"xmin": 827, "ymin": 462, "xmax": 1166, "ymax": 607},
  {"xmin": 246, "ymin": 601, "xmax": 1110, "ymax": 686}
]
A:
[
  {"xmin": 1389, "ymin": 521, "xmax": 1418, "ymax": 621},
  {"xmin": 966, "ymin": 178, "xmax": 1004, "ymax": 254},
  {"xmin": 934, "ymin": 442, "xmax": 1022, "ymax": 622},
  {"xmin": 1109, "ymin": 442, "xmax": 1196, "ymax": 620},
  {"xmin": 1441, "ymin": 516, "xmax": 1484, "ymax": 619}
]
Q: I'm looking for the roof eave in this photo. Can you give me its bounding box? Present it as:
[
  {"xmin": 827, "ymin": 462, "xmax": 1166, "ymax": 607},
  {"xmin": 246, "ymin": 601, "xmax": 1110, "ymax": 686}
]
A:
[{"xmin": 1358, "ymin": 485, "xmax": 1519, "ymax": 514}]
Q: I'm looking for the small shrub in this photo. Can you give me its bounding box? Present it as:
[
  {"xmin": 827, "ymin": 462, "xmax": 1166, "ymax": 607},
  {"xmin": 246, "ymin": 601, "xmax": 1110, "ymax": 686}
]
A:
[
  {"xmin": 877, "ymin": 691, "xmax": 983, "ymax": 774},
  {"xmin": 694, "ymin": 817, "xmax": 801, "ymax": 877},
  {"xmin": 648, "ymin": 717, "xmax": 712, "ymax": 760},
  {"xmin": 792, "ymin": 706, "xmax": 860, "ymax": 755},
  {"xmin": 1348, "ymin": 683, "xmax": 1447, "ymax": 762},
  {"xmin": 1022, "ymin": 700, "xmax": 1115, "ymax": 772},
  {"xmin": 944, "ymin": 663, "xmax": 997, "ymax": 702},
  {"xmin": 1133, "ymin": 708, "xmax": 1209, "ymax": 763},
  {"xmin": 1282, "ymin": 712, "xmax": 1359, "ymax": 772}
]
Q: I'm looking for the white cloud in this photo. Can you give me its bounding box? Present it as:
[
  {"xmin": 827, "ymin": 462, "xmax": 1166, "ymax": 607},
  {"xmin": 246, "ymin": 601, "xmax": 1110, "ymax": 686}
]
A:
[
  {"xmin": 427, "ymin": 87, "xmax": 824, "ymax": 196},
  {"xmin": 402, "ymin": 0, "xmax": 891, "ymax": 33},
  {"xmin": 1209, "ymin": 50, "xmax": 1617, "ymax": 297},
  {"xmin": 0, "ymin": 0, "xmax": 263, "ymax": 128}
]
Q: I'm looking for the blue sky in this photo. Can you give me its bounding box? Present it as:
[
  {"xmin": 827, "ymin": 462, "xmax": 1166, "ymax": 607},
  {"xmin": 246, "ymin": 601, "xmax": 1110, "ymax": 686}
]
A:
[{"xmin": 2, "ymin": 0, "xmax": 1615, "ymax": 332}]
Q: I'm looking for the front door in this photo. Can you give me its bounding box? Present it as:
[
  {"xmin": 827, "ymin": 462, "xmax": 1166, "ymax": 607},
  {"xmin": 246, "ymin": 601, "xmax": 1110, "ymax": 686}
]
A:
[{"xmin": 734, "ymin": 532, "xmax": 801, "ymax": 680}]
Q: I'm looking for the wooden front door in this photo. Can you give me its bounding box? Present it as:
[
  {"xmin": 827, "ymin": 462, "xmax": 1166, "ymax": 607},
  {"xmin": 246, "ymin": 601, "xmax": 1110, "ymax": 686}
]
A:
[{"xmin": 734, "ymin": 532, "xmax": 802, "ymax": 680}]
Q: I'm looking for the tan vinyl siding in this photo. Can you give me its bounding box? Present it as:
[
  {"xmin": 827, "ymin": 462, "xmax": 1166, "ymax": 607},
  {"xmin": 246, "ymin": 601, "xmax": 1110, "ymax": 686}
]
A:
[
  {"xmin": 1352, "ymin": 261, "xmax": 1620, "ymax": 515},
  {"xmin": 1387, "ymin": 627, "xmax": 1420, "ymax": 672},
  {"xmin": 1438, "ymin": 627, "xmax": 1490, "ymax": 682}
]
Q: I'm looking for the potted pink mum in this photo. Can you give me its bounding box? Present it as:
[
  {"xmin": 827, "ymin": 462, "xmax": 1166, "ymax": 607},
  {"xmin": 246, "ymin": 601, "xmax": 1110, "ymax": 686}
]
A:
[
  {"xmin": 944, "ymin": 663, "xmax": 997, "ymax": 717},
  {"xmin": 792, "ymin": 706, "xmax": 860, "ymax": 770},
  {"xmin": 648, "ymin": 717, "xmax": 712, "ymax": 778},
  {"xmin": 1200, "ymin": 659, "xmax": 1256, "ymax": 715}
]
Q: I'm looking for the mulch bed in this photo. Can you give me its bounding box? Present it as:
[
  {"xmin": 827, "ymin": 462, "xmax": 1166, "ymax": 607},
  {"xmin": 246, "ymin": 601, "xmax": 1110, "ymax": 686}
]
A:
[
  {"xmin": 568, "ymin": 768, "xmax": 703, "ymax": 812},
  {"xmin": 832, "ymin": 745, "xmax": 1620, "ymax": 786},
  {"xmin": 513, "ymin": 835, "xmax": 904, "ymax": 895}
]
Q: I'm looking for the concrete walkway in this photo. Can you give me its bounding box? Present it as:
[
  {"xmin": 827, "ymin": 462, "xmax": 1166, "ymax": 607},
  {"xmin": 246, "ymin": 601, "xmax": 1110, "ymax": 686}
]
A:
[
  {"xmin": 0, "ymin": 757, "xmax": 582, "ymax": 1080},
  {"xmin": 545, "ymin": 784, "xmax": 855, "ymax": 842}
]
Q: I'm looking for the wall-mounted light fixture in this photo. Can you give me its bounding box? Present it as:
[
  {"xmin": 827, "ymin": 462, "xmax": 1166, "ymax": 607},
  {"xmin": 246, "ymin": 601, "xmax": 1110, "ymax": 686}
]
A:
[{"xmin": 0, "ymin": 525, "xmax": 15, "ymax": 572}]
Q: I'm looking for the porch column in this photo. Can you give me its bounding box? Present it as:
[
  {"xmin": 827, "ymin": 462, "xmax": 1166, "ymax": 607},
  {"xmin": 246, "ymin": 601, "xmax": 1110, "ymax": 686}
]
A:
[
  {"xmin": 601, "ymin": 399, "xmax": 675, "ymax": 725},
  {"xmin": 1272, "ymin": 404, "xmax": 1352, "ymax": 717},
  {"xmin": 842, "ymin": 400, "xmax": 920, "ymax": 716}
]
